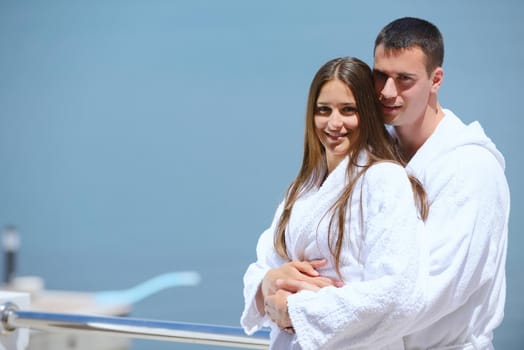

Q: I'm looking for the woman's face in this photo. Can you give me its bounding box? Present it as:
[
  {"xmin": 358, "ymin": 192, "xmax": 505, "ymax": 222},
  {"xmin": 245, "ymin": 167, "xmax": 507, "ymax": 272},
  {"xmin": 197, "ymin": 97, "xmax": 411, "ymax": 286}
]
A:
[{"xmin": 314, "ymin": 79, "xmax": 360, "ymax": 171}]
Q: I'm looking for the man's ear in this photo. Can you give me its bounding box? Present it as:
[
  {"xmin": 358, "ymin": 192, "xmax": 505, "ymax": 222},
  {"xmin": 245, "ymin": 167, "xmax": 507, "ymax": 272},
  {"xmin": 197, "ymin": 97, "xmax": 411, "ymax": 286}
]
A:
[{"xmin": 431, "ymin": 67, "xmax": 444, "ymax": 93}]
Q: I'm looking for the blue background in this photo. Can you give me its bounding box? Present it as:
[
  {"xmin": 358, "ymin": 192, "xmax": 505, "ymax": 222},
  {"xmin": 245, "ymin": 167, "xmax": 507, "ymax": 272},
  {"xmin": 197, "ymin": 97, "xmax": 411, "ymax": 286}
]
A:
[{"xmin": 0, "ymin": 1, "xmax": 522, "ymax": 349}]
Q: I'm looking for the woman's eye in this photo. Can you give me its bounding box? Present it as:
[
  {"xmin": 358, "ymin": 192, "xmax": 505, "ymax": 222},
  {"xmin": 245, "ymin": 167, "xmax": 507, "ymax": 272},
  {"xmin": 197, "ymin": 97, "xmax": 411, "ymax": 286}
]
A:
[
  {"xmin": 341, "ymin": 106, "xmax": 357, "ymax": 115},
  {"xmin": 316, "ymin": 106, "xmax": 331, "ymax": 115}
]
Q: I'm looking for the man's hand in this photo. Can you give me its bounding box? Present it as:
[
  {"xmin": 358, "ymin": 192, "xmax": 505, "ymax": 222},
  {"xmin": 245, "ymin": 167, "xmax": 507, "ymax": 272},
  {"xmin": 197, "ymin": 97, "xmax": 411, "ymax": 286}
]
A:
[
  {"xmin": 276, "ymin": 278, "xmax": 321, "ymax": 293},
  {"xmin": 261, "ymin": 259, "xmax": 336, "ymax": 300}
]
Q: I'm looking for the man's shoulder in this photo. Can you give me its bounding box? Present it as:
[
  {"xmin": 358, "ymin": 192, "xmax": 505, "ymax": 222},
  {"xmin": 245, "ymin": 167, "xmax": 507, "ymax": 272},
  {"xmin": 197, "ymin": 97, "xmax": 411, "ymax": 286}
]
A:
[
  {"xmin": 420, "ymin": 109, "xmax": 503, "ymax": 174},
  {"xmin": 429, "ymin": 143, "xmax": 501, "ymax": 176},
  {"xmin": 420, "ymin": 144, "xmax": 506, "ymax": 201}
]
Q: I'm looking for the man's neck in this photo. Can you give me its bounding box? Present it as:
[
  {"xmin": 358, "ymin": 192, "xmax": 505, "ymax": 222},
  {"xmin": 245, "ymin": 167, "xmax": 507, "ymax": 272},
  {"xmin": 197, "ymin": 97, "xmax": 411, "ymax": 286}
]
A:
[{"xmin": 395, "ymin": 104, "xmax": 444, "ymax": 161}]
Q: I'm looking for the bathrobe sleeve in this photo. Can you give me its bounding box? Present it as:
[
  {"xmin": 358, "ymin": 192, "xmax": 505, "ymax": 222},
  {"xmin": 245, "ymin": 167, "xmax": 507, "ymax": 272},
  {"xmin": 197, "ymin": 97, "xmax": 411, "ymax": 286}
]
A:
[
  {"xmin": 287, "ymin": 162, "xmax": 426, "ymax": 349},
  {"xmin": 406, "ymin": 144, "xmax": 510, "ymax": 335},
  {"xmin": 240, "ymin": 200, "xmax": 288, "ymax": 334}
]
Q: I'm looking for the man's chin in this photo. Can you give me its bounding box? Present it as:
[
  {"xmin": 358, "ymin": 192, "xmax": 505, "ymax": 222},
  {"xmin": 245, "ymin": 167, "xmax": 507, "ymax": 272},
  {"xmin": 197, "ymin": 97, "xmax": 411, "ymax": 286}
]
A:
[{"xmin": 383, "ymin": 114, "xmax": 398, "ymax": 125}]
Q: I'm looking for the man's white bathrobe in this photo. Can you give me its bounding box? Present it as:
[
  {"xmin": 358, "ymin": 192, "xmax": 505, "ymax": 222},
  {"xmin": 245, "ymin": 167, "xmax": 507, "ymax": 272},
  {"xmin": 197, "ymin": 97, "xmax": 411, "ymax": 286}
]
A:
[
  {"xmin": 241, "ymin": 152, "xmax": 427, "ymax": 349},
  {"xmin": 400, "ymin": 109, "xmax": 510, "ymax": 349}
]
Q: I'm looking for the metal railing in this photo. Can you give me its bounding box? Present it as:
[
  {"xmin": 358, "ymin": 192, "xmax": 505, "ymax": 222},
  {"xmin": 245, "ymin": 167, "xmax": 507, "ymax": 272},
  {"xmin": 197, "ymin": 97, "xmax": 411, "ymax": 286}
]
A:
[{"xmin": 0, "ymin": 302, "xmax": 270, "ymax": 349}]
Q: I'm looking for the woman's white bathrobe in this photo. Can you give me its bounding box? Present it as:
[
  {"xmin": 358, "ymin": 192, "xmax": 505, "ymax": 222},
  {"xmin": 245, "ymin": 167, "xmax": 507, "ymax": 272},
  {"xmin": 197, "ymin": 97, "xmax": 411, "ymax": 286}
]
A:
[
  {"xmin": 400, "ymin": 110, "xmax": 510, "ymax": 350},
  {"xmin": 241, "ymin": 152, "xmax": 426, "ymax": 349}
]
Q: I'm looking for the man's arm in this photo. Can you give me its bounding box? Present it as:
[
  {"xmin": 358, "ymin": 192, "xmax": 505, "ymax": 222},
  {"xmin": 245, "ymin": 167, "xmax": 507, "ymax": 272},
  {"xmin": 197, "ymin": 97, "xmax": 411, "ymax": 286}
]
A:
[
  {"xmin": 265, "ymin": 147, "xmax": 509, "ymax": 347},
  {"xmin": 257, "ymin": 259, "xmax": 338, "ymax": 313}
]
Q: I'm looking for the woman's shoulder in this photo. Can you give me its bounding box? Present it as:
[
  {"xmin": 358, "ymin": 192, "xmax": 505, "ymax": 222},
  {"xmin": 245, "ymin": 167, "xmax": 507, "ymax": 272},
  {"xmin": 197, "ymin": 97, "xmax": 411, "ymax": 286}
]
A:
[{"xmin": 354, "ymin": 150, "xmax": 406, "ymax": 177}]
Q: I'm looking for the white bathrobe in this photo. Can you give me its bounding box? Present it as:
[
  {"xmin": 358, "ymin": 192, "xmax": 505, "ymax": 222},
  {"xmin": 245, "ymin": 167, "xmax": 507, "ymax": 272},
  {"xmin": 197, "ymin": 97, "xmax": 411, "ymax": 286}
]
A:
[
  {"xmin": 399, "ymin": 109, "xmax": 510, "ymax": 350},
  {"xmin": 241, "ymin": 152, "xmax": 426, "ymax": 349}
]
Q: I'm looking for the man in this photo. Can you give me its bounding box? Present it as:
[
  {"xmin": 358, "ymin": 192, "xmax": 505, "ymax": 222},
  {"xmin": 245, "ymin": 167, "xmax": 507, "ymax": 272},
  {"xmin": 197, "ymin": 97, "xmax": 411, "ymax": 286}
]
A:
[
  {"xmin": 249, "ymin": 17, "xmax": 510, "ymax": 349},
  {"xmin": 370, "ymin": 17, "xmax": 509, "ymax": 349}
]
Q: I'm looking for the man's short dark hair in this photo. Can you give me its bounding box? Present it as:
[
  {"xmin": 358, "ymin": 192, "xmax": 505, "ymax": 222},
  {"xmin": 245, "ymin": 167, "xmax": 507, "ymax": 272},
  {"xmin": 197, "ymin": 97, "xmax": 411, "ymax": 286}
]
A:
[{"xmin": 374, "ymin": 17, "xmax": 444, "ymax": 74}]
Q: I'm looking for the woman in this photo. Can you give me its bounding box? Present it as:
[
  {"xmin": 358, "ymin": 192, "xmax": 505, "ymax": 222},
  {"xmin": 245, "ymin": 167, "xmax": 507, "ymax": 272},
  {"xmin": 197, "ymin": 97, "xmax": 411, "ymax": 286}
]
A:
[{"xmin": 241, "ymin": 57, "xmax": 428, "ymax": 349}]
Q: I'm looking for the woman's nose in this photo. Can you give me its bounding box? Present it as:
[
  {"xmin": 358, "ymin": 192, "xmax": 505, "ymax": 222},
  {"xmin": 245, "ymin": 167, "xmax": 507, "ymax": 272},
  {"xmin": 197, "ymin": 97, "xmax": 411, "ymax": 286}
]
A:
[{"xmin": 328, "ymin": 112, "xmax": 343, "ymax": 128}]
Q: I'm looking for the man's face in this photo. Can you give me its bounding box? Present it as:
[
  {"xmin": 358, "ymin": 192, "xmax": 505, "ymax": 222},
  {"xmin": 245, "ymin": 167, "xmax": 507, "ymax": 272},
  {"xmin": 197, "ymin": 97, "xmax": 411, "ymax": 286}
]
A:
[{"xmin": 373, "ymin": 44, "xmax": 435, "ymax": 127}]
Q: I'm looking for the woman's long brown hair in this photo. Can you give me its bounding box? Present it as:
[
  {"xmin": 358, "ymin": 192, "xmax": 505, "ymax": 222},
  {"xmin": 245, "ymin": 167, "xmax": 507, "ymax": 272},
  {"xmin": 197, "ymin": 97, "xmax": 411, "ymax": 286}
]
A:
[{"xmin": 274, "ymin": 57, "xmax": 427, "ymax": 278}]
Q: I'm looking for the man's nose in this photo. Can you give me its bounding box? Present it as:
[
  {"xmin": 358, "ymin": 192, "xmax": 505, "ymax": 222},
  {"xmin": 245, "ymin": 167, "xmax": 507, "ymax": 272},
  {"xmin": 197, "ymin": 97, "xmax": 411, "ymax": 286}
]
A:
[{"xmin": 380, "ymin": 77, "xmax": 397, "ymax": 100}]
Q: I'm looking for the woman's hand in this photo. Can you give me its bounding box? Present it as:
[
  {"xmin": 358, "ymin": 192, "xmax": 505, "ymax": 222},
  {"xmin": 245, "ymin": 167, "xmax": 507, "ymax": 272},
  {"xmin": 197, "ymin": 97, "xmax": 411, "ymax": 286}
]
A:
[
  {"xmin": 257, "ymin": 259, "xmax": 343, "ymax": 324},
  {"xmin": 264, "ymin": 289, "xmax": 294, "ymax": 331},
  {"xmin": 264, "ymin": 279, "xmax": 322, "ymax": 332}
]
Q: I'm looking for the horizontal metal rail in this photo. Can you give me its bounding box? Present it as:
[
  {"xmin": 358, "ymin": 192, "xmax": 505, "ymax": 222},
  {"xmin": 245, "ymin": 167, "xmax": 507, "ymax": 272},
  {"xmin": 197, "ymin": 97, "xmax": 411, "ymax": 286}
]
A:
[{"xmin": 0, "ymin": 302, "xmax": 270, "ymax": 349}]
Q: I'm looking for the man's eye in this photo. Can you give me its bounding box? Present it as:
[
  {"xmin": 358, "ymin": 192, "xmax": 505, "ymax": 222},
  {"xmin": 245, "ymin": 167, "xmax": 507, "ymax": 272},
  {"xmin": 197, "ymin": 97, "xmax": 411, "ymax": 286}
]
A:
[
  {"xmin": 316, "ymin": 106, "xmax": 331, "ymax": 115},
  {"xmin": 373, "ymin": 71, "xmax": 387, "ymax": 83},
  {"xmin": 396, "ymin": 75, "xmax": 416, "ymax": 88}
]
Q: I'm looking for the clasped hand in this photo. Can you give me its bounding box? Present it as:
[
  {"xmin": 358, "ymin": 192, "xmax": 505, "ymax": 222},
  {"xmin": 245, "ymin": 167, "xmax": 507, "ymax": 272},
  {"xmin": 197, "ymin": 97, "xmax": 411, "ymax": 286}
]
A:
[{"xmin": 261, "ymin": 259, "xmax": 342, "ymax": 333}]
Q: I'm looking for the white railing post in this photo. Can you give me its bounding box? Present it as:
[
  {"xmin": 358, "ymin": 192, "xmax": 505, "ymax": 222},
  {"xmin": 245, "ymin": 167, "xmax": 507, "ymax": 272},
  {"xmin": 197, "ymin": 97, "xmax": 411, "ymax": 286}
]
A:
[{"xmin": 0, "ymin": 292, "xmax": 30, "ymax": 350}]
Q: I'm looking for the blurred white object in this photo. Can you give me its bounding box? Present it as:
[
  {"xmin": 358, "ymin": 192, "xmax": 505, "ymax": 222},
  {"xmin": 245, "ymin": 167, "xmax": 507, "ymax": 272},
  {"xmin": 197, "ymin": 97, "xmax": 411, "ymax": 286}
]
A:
[
  {"xmin": 95, "ymin": 271, "xmax": 201, "ymax": 305},
  {"xmin": 1, "ymin": 271, "xmax": 201, "ymax": 350},
  {"xmin": 8, "ymin": 277, "xmax": 44, "ymax": 298}
]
